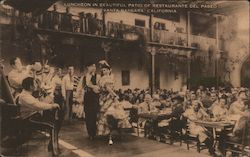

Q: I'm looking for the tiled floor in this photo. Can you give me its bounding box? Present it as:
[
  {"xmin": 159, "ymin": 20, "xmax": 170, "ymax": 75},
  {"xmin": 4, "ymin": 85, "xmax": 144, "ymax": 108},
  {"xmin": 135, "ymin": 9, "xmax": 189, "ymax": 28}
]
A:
[{"xmin": 1, "ymin": 120, "xmax": 210, "ymax": 157}]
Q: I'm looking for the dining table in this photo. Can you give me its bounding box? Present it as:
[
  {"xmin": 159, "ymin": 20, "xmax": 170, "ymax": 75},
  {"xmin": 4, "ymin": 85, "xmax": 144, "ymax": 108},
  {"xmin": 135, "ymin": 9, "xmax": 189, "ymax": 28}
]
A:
[
  {"xmin": 138, "ymin": 112, "xmax": 172, "ymax": 120},
  {"xmin": 194, "ymin": 120, "xmax": 235, "ymax": 147}
]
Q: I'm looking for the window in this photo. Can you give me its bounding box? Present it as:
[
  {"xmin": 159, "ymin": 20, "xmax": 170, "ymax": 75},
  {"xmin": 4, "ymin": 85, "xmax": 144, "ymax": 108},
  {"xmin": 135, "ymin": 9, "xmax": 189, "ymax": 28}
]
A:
[
  {"xmin": 135, "ymin": 19, "xmax": 145, "ymax": 27},
  {"xmin": 154, "ymin": 22, "xmax": 166, "ymax": 30},
  {"xmin": 122, "ymin": 70, "xmax": 130, "ymax": 86}
]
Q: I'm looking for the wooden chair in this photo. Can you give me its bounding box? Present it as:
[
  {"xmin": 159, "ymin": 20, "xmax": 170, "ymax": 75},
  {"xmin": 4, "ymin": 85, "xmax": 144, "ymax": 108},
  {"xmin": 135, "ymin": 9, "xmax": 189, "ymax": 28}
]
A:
[
  {"xmin": 225, "ymin": 117, "xmax": 250, "ymax": 156},
  {"xmin": 1, "ymin": 97, "xmax": 59, "ymax": 156},
  {"xmin": 1, "ymin": 64, "xmax": 59, "ymax": 156},
  {"xmin": 168, "ymin": 116, "xmax": 186, "ymax": 146},
  {"xmin": 184, "ymin": 123, "xmax": 207, "ymax": 153},
  {"xmin": 129, "ymin": 108, "xmax": 140, "ymax": 136}
]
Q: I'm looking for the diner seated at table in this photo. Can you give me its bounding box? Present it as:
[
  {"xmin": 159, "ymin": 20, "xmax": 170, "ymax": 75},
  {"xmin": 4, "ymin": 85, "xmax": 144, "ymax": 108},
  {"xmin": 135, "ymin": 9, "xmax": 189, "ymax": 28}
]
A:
[
  {"xmin": 185, "ymin": 91, "xmax": 200, "ymax": 109},
  {"xmin": 212, "ymin": 95, "xmax": 228, "ymax": 121},
  {"xmin": 166, "ymin": 95, "xmax": 185, "ymax": 142},
  {"xmin": 228, "ymin": 90, "xmax": 249, "ymax": 133},
  {"xmin": 209, "ymin": 95, "xmax": 230, "ymax": 154},
  {"xmin": 205, "ymin": 92, "xmax": 219, "ymax": 112},
  {"xmin": 200, "ymin": 91, "xmax": 214, "ymax": 109},
  {"xmin": 218, "ymin": 104, "xmax": 249, "ymax": 156},
  {"xmin": 152, "ymin": 94, "xmax": 161, "ymax": 108},
  {"xmin": 137, "ymin": 94, "xmax": 158, "ymax": 135},
  {"xmin": 183, "ymin": 100, "xmax": 216, "ymax": 156},
  {"xmin": 119, "ymin": 95, "xmax": 134, "ymax": 126},
  {"xmin": 229, "ymin": 90, "xmax": 248, "ymax": 116},
  {"xmin": 154, "ymin": 97, "xmax": 173, "ymax": 127},
  {"xmin": 138, "ymin": 94, "xmax": 158, "ymax": 115}
]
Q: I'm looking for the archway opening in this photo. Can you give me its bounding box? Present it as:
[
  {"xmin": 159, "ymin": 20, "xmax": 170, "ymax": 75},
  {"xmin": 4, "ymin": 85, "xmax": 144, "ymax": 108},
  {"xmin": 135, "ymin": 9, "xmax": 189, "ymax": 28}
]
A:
[{"xmin": 241, "ymin": 57, "xmax": 250, "ymax": 88}]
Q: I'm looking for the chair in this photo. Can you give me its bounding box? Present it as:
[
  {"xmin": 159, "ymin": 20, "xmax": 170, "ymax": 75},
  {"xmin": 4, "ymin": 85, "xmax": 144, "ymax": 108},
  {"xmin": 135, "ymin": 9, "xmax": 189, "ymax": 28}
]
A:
[
  {"xmin": 1, "ymin": 98, "xmax": 59, "ymax": 156},
  {"xmin": 225, "ymin": 117, "xmax": 250, "ymax": 156},
  {"xmin": 168, "ymin": 116, "xmax": 188, "ymax": 146},
  {"xmin": 184, "ymin": 123, "xmax": 207, "ymax": 153},
  {"xmin": 28, "ymin": 111, "xmax": 59, "ymax": 156},
  {"xmin": 106, "ymin": 115, "xmax": 122, "ymax": 140},
  {"xmin": 129, "ymin": 108, "xmax": 140, "ymax": 136}
]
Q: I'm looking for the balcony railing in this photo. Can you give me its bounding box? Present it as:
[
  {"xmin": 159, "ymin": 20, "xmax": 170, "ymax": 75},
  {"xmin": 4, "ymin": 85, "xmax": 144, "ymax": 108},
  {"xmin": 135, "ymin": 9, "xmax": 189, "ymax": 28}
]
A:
[
  {"xmin": 106, "ymin": 21, "xmax": 150, "ymax": 41},
  {"xmin": 153, "ymin": 29, "xmax": 188, "ymax": 46},
  {"xmin": 190, "ymin": 35, "xmax": 217, "ymax": 50},
  {"xmin": 3, "ymin": 9, "xmax": 220, "ymax": 50}
]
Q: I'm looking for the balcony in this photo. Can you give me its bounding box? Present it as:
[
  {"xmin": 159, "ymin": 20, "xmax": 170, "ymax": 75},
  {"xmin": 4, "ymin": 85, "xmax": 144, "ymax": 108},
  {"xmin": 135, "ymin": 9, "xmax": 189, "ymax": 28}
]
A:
[
  {"xmin": 190, "ymin": 34, "xmax": 217, "ymax": 51},
  {"xmin": 153, "ymin": 29, "xmax": 188, "ymax": 47},
  {"xmin": 106, "ymin": 21, "xmax": 150, "ymax": 41},
  {"xmin": 2, "ymin": 10, "xmax": 220, "ymax": 51}
]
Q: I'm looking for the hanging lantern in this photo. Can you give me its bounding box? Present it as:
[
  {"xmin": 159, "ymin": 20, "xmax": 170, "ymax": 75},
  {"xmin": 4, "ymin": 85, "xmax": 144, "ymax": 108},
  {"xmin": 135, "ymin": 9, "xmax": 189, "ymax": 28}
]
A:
[
  {"xmin": 173, "ymin": 49, "xmax": 178, "ymax": 55},
  {"xmin": 187, "ymin": 50, "xmax": 192, "ymax": 58},
  {"xmin": 41, "ymin": 45, "xmax": 46, "ymax": 56},
  {"xmin": 215, "ymin": 50, "xmax": 221, "ymax": 60}
]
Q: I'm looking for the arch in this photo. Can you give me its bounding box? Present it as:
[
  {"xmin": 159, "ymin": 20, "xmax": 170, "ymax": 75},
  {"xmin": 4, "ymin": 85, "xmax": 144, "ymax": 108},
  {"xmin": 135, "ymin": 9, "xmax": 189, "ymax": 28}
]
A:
[
  {"xmin": 241, "ymin": 56, "xmax": 250, "ymax": 87},
  {"xmin": 226, "ymin": 37, "xmax": 249, "ymax": 87}
]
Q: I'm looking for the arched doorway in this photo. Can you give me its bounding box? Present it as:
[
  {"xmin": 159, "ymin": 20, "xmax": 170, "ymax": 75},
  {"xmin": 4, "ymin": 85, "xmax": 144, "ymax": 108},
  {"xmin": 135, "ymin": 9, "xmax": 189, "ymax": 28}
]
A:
[{"xmin": 241, "ymin": 57, "xmax": 250, "ymax": 87}]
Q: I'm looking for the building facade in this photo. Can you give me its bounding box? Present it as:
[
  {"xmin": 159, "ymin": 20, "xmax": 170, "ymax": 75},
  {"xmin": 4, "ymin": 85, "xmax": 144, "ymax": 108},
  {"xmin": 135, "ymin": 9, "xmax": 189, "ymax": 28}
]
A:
[{"xmin": 0, "ymin": 1, "xmax": 249, "ymax": 91}]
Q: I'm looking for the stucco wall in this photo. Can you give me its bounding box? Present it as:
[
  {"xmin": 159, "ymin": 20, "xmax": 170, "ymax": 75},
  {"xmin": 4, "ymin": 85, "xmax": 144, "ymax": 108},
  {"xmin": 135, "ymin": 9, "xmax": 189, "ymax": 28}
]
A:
[{"xmin": 223, "ymin": 5, "xmax": 250, "ymax": 87}]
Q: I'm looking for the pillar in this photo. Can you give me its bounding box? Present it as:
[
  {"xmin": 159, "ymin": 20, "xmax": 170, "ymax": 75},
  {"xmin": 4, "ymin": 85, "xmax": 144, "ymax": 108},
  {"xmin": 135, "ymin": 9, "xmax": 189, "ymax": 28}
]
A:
[
  {"xmin": 150, "ymin": 47, "xmax": 156, "ymax": 94},
  {"xmin": 102, "ymin": 10, "xmax": 106, "ymax": 36},
  {"xmin": 101, "ymin": 42, "xmax": 111, "ymax": 61},
  {"xmin": 104, "ymin": 50, "xmax": 108, "ymax": 61},
  {"xmin": 149, "ymin": 14, "xmax": 153, "ymax": 42},
  {"xmin": 215, "ymin": 16, "xmax": 220, "ymax": 88},
  {"xmin": 187, "ymin": 11, "xmax": 191, "ymax": 47},
  {"xmin": 187, "ymin": 51, "xmax": 192, "ymax": 89},
  {"xmin": 215, "ymin": 16, "xmax": 219, "ymax": 49}
]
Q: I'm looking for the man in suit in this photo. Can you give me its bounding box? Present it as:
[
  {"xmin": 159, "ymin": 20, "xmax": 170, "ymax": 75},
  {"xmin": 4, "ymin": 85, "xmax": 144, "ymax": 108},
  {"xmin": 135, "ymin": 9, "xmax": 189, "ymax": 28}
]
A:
[{"xmin": 83, "ymin": 62, "xmax": 100, "ymax": 140}]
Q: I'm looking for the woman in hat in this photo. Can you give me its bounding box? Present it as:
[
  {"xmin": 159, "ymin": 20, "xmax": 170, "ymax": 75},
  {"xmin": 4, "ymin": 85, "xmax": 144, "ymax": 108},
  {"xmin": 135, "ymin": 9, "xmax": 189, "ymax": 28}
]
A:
[{"xmin": 96, "ymin": 60, "xmax": 129, "ymax": 145}]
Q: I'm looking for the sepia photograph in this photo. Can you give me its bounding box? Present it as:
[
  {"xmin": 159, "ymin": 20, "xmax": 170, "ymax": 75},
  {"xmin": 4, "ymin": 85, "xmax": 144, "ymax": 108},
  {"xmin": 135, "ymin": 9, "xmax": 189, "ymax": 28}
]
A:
[{"xmin": 0, "ymin": 0, "xmax": 249, "ymax": 156}]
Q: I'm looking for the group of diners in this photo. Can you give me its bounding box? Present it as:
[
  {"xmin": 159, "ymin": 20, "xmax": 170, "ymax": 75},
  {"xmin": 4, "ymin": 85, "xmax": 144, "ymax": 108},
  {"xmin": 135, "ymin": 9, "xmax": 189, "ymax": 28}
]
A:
[
  {"xmin": 2, "ymin": 56, "xmax": 250, "ymax": 157},
  {"xmin": 115, "ymin": 86, "xmax": 250, "ymax": 156}
]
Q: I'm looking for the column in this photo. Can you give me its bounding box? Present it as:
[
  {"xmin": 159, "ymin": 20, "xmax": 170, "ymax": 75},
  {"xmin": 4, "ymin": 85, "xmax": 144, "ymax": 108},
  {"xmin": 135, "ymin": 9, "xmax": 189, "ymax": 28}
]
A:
[
  {"xmin": 150, "ymin": 47, "xmax": 156, "ymax": 95},
  {"xmin": 215, "ymin": 15, "xmax": 220, "ymax": 88},
  {"xmin": 215, "ymin": 52, "xmax": 221, "ymax": 89},
  {"xmin": 149, "ymin": 14, "xmax": 154, "ymax": 42},
  {"xmin": 102, "ymin": 10, "xmax": 106, "ymax": 36},
  {"xmin": 187, "ymin": 51, "xmax": 192, "ymax": 89},
  {"xmin": 187, "ymin": 11, "xmax": 191, "ymax": 47},
  {"xmin": 215, "ymin": 16, "xmax": 219, "ymax": 49},
  {"xmin": 104, "ymin": 50, "xmax": 109, "ymax": 61},
  {"xmin": 102, "ymin": 42, "xmax": 111, "ymax": 61}
]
